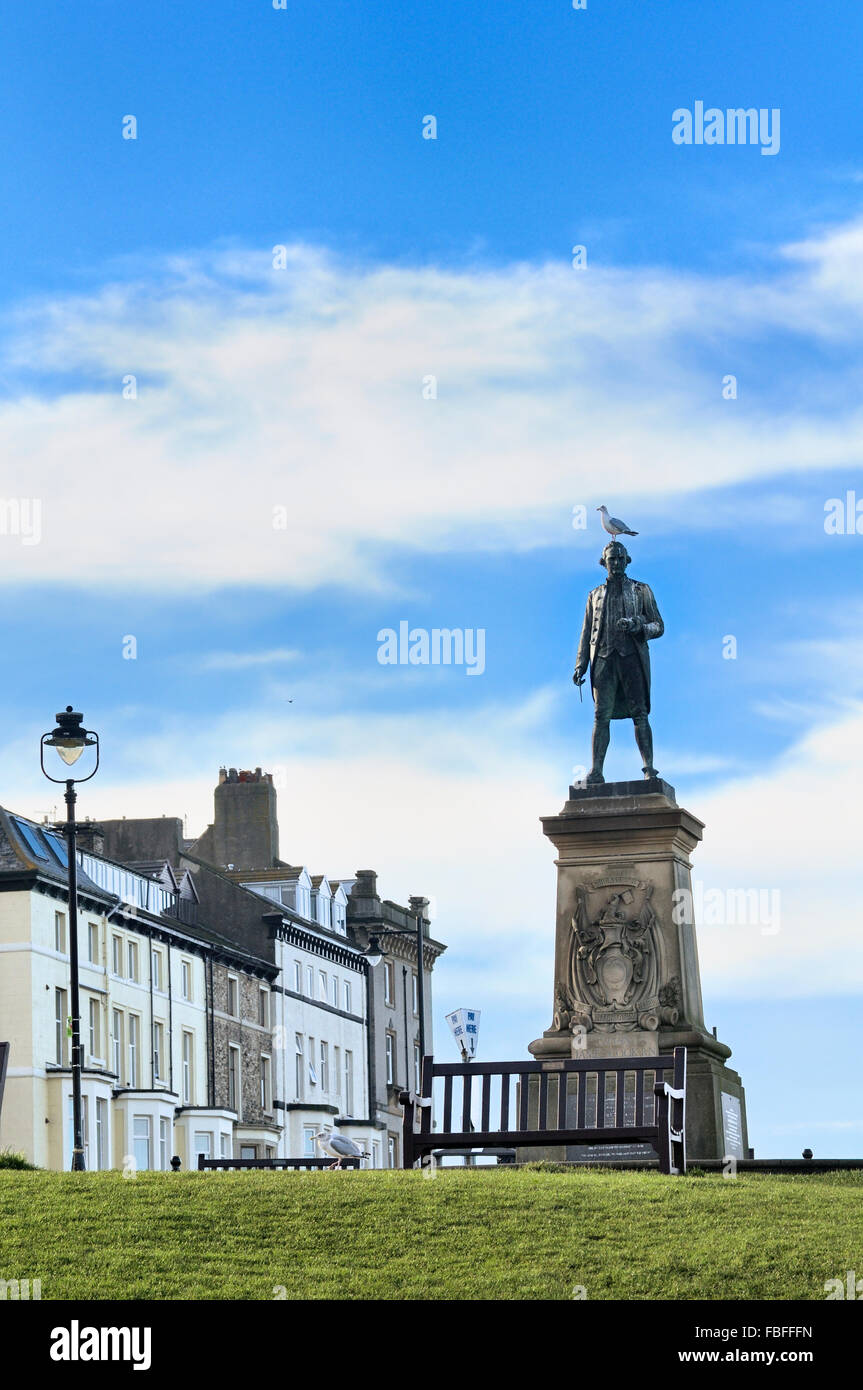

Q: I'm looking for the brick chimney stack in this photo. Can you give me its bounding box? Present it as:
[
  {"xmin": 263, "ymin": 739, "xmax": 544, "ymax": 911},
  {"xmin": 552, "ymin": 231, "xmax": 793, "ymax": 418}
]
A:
[
  {"xmin": 349, "ymin": 869, "xmax": 380, "ymax": 916},
  {"xmin": 194, "ymin": 766, "xmax": 279, "ymax": 870},
  {"xmin": 409, "ymin": 895, "xmax": 430, "ymax": 936}
]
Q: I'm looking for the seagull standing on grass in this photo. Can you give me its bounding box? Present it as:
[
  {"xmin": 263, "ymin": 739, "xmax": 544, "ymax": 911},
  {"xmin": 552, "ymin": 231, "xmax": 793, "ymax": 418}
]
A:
[
  {"xmin": 314, "ymin": 1128, "xmax": 370, "ymax": 1169},
  {"xmin": 597, "ymin": 505, "xmax": 638, "ymax": 538}
]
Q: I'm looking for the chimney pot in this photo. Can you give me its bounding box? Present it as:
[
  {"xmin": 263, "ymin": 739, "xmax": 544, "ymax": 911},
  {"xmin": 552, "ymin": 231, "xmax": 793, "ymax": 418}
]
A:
[{"xmin": 355, "ymin": 869, "xmax": 379, "ymax": 898}]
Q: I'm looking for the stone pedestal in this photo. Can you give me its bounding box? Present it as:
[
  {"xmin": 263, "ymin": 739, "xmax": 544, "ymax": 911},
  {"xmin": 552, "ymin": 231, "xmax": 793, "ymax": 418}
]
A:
[{"xmin": 527, "ymin": 778, "xmax": 748, "ymax": 1162}]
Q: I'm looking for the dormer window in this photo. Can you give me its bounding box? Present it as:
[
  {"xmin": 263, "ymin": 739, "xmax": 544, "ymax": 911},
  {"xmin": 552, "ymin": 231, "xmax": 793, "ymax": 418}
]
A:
[{"xmin": 330, "ymin": 887, "xmax": 348, "ymax": 936}]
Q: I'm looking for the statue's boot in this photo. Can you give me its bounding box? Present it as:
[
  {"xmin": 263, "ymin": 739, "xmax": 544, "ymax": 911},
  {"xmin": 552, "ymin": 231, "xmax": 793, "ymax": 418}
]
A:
[
  {"xmin": 588, "ymin": 720, "xmax": 610, "ymax": 783},
  {"xmin": 634, "ymin": 716, "xmax": 658, "ymax": 779}
]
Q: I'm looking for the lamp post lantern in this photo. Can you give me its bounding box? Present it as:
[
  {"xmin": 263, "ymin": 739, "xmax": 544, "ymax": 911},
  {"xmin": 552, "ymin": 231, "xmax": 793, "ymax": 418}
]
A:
[{"xmin": 41, "ymin": 707, "xmax": 99, "ymax": 1172}]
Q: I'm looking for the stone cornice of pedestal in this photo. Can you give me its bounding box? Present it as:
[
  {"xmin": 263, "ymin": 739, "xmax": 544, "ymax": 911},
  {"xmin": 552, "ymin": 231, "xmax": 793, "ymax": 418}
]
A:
[
  {"xmin": 659, "ymin": 1027, "xmax": 733, "ymax": 1063},
  {"xmin": 541, "ymin": 786, "xmax": 705, "ymax": 863}
]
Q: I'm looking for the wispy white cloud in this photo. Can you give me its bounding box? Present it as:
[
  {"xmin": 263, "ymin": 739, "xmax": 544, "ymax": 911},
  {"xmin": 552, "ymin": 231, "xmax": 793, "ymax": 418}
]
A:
[
  {"xmin": 2, "ymin": 219, "xmax": 863, "ymax": 592},
  {"xmin": 5, "ymin": 687, "xmax": 862, "ymax": 1017},
  {"xmin": 1, "ymin": 223, "xmax": 861, "ymax": 1053},
  {"xmin": 690, "ymin": 704, "xmax": 863, "ymax": 996},
  {"xmin": 197, "ymin": 648, "xmax": 299, "ymax": 671},
  {"xmin": 660, "ymin": 751, "xmax": 735, "ymax": 775}
]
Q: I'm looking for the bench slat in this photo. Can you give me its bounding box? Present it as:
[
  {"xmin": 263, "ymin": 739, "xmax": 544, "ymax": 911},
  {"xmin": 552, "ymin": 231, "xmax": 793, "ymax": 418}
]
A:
[
  {"xmin": 538, "ymin": 1071, "xmax": 548, "ymax": 1130},
  {"xmin": 557, "ymin": 1071, "xmax": 568, "ymax": 1129},
  {"xmin": 413, "ymin": 1126, "xmax": 660, "ymax": 1150},
  {"xmin": 420, "ymin": 1056, "xmax": 434, "ymax": 1135},
  {"xmin": 428, "ymin": 1056, "xmax": 676, "ymax": 1076},
  {"xmin": 461, "ymin": 1071, "xmax": 473, "ymax": 1132},
  {"xmin": 443, "ymin": 1075, "xmax": 453, "ymax": 1132},
  {"xmin": 481, "ymin": 1074, "xmax": 491, "ymax": 1132}
]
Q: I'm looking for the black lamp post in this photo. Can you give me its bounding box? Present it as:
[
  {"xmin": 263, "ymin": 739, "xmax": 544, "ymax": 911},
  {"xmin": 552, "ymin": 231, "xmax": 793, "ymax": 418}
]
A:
[
  {"xmin": 41, "ymin": 706, "xmax": 99, "ymax": 1173},
  {"xmin": 363, "ymin": 909, "xmax": 427, "ymax": 1062}
]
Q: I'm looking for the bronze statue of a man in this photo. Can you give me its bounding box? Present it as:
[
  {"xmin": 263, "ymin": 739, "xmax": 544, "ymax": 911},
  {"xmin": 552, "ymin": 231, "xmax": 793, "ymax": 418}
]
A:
[{"xmin": 573, "ymin": 540, "xmax": 664, "ymax": 783}]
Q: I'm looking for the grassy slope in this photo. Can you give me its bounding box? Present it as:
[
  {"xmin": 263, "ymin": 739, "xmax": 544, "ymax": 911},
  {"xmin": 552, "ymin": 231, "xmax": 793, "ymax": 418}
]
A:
[{"xmin": 0, "ymin": 1168, "xmax": 860, "ymax": 1301}]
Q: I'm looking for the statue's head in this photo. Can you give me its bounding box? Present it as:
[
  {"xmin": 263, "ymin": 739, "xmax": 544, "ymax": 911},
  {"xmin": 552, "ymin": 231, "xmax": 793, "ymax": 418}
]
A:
[{"xmin": 600, "ymin": 540, "xmax": 631, "ymax": 576}]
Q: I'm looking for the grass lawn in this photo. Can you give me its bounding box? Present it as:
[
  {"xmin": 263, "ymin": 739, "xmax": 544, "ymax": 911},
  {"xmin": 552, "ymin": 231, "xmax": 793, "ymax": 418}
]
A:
[{"xmin": 0, "ymin": 1167, "xmax": 860, "ymax": 1301}]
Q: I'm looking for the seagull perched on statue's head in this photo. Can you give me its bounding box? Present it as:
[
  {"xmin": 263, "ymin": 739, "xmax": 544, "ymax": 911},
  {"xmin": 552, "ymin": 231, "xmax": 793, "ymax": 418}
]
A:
[
  {"xmin": 314, "ymin": 1127, "xmax": 371, "ymax": 1169},
  {"xmin": 597, "ymin": 505, "xmax": 638, "ymax": 537}
]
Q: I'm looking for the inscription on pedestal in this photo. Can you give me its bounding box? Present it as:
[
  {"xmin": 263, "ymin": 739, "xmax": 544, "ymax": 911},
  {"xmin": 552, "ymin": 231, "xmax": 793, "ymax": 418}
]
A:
[
  {"xmin": 721, "ymin": 1092, "xmax": 744, "ymax": 1160},
  {"xmin": 570, "ymin": 1142, "xmax": 657, "ymax": 1163},
  {"xmin": 575, "ymin": 1032, "xmax": 659, "ymax": 1059}
]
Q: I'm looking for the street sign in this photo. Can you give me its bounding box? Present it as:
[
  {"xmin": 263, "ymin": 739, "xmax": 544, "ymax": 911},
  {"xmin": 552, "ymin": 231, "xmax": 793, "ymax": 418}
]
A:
[{"xmin": 445, "ymin": 1008, "xmax": 480, "ymax": 1060}]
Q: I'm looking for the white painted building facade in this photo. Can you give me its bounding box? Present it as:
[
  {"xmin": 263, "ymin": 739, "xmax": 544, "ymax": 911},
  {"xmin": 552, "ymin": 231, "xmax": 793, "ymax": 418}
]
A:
[
  {"xmin": 226, "ymin": 869, "xmax": 381, "ymax": 1165},
  {"xmin": 0, "ymin": 810, "xmax": 269, "ymax": 1171},
  {"xmin": 2, "ymin": 773, "xmax": 446, "ymax": 1174}
]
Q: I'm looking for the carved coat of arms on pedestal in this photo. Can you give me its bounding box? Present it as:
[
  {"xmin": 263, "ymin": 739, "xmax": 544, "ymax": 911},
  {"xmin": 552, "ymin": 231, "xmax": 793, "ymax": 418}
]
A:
[{"xmin": 554, "ymin": 874, "xmax": 680, "ymax": 1035}]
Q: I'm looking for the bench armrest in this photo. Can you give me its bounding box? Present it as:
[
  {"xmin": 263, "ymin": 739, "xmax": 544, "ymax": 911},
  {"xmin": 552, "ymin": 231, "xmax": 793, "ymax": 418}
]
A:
[
  {"xmin": 653, "ymin": 1081, "xmax": 685, "ymax": 1101},
  {"xmin": 398, "ymin": 1091, "xmax": 432, "ymax": 1108}
]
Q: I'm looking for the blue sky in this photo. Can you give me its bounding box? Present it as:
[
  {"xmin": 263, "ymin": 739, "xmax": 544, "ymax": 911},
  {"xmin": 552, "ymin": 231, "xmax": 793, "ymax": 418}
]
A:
[
  {"xmin": 3, "ymin": 2, "xmax": 863, "ymax": 282},
  {"xmin": 1, "ymin": 2, "xmax": 863, "ymax": 1156}
]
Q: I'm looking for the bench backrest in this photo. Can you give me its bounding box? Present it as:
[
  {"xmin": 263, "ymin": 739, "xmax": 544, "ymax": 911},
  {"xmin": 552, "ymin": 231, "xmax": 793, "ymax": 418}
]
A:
[{"xmin": 400, "ymin": 1047, "xmax": 687, "ymax": 1173}]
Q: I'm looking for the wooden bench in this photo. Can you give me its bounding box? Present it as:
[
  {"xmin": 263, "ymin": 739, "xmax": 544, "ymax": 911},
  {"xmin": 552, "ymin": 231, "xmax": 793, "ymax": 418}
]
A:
[{"xmin": 399, "ymin": 1047, "xmax": 686, "ymax": 1175}]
